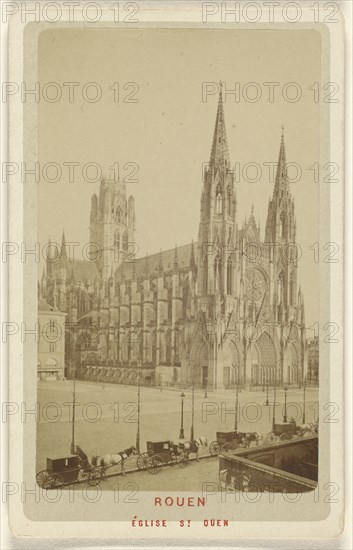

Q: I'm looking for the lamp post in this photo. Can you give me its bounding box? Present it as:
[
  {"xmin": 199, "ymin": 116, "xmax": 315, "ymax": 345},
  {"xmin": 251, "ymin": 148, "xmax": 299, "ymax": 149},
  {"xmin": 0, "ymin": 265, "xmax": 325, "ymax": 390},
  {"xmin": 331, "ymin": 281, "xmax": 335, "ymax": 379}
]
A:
[
  {"xmin": 272, "ymin": 373, "xmax": 277, "ymax": 432},
  {"xmin": 70, "ymin": 366, "xmax": 77, "ymax": 454},
  {"xmin": 283, "ymin": 386, "xmax": 288, "ymax": 423},
  {"xmin": 234, "ymin": 370, "xmax": 239, "ymax": 432},
  {"xmin": 136, "ymin": 368, "xmax": 141, "ymax": 453},
  {"xmin": 264, "ymin": 383, "xmax": 269, "ymax": 406},
  {"xmin": 190, "ymin": 372, "xmax": 195, "ymax": 441},
  {"xmin": 179, "ymin": 392, "xmax": 185, "ymax": 439},
  {"xmin": 302, "ymin": 375, "xmax": 306, "ymax": 424}
]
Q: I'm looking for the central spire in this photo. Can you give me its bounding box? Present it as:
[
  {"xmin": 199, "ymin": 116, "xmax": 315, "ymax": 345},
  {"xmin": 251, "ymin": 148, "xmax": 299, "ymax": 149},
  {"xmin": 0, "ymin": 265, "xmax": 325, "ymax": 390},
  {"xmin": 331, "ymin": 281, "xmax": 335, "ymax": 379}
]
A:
[
  {"xmin": 273, "ymin": 126, "xmax": 289, "ymax": 197},
  {"xmin": 210, "ymin": 82, "xmax": 230, "ymax": 169}
]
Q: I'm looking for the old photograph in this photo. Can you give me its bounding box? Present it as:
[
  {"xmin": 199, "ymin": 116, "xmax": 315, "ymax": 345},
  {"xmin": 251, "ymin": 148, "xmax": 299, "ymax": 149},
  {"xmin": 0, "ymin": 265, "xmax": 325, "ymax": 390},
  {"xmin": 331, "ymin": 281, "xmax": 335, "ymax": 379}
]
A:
[{"xmin": 35, "ymin": 27, "xmax": 320, "ymax": 495}]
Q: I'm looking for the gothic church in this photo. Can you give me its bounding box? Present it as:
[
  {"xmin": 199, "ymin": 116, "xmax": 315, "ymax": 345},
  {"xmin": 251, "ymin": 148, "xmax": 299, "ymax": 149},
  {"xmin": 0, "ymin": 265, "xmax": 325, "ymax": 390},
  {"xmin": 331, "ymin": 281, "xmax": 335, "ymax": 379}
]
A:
[{"xmin": 40, "ymin": 87, "xmax": 306, "ymax": 389}]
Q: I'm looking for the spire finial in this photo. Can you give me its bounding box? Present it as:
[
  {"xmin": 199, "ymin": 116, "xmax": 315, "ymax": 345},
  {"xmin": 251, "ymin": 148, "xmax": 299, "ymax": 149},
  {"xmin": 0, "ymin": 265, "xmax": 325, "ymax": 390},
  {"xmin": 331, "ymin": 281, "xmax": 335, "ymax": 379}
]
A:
[
  {"xmin": 190, "ymin": 239, "xmax": 196, "ymax": 270},
  {"xmin": 144, "ymin": 253, "xmax": 150, "ymax": 277},
  {"xmin": 209, "ymin": 81, "xmax": 229, "ymax": 168},
  {"xmin": 173, "ymin": 244, "xmax": 179, "ymax": 273},
  {"xmin": 158, "ymin": 248, "xmax": 163, "ymax": 275},
  {"xmin": 61, "ymin": 230, "xmax": 67, "ymax": 260}
]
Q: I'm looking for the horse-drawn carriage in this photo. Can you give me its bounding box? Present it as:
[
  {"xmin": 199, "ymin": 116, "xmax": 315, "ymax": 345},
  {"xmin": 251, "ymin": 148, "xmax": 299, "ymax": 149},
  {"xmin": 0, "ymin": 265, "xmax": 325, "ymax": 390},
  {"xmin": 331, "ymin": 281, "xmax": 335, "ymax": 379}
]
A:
[
  {"xmin": 136, "ymin": 440, "xmax": 187, "ymax": 474},
  {"xmin": 36, "ymin": 454, "xmax": 102, "ymax": 489},
  {"xmin": 209, "ymin": 431, "xmax": 259, "ymax": 456},
  {"xmin": 265, "ymin": 419, "xmax": 318, "ymax": 444}
]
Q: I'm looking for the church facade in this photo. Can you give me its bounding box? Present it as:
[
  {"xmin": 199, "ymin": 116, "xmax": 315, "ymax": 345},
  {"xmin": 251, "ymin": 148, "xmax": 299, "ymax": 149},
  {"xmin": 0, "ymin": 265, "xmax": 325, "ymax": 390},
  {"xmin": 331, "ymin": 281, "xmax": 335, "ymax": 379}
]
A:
[{"xmin": 39, "ymin": 88, "xmax": 307, "ymax": 390}]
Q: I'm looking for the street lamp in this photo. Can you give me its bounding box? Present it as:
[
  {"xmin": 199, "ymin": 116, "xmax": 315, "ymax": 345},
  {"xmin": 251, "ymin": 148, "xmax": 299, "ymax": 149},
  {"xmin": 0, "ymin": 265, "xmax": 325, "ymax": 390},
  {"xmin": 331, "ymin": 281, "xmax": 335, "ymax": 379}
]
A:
[
  {"xmin": 136, "ymin": 368, "xmax": 141, "ymax": 453},
  {"xmin": 179, "ymin": 392, "xmax": 185, "ymax": 439},
  {"xmin": 190, "ymin": 371, "xmax": 195, "ymax": 441},
  {"xmin": 70, "ymin": 366, "xmax": 77, "ymax": 454},
  {"xmin": 272, "ymin": 372, "xmax": 277, "ymax": 432},
  {"xmin": 283, "ymin": 386, "xmax": 288, "ymax": 423},
  {"xmin": 264, "ymin": 383, "xmax": 269, "ymax": 406},
  {"xmin": 234, "ymin": 370, "xmax": 239, "ymax": 432},
  {"xmin": 302, "ymin": 375, "xmax": 306, "ymax": 424}
]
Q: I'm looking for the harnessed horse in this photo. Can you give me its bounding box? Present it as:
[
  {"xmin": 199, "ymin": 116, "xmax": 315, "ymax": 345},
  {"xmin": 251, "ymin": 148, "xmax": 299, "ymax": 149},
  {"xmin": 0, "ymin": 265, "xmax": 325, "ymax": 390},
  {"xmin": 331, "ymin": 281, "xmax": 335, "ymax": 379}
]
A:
[
  {"xmin": 92, "ymin": 445, "xmax": 137, "ymax": 476},
  {"xmin": 176, "ymin": 437, "xmax": 208, "ymax": 461}
]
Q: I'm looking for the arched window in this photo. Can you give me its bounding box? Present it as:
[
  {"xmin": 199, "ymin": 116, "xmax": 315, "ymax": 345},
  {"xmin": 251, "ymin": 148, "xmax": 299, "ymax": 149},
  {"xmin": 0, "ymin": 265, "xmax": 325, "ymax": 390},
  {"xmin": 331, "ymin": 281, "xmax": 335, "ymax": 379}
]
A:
[
  {"xmin": 216, "ymin": 185, "xmax": 222, "ymax": 214},
  {"xmin": 227, "ymin": 257, "xmax": 232, "ymax": 295},
  {"xmin": 277, "ymin": 276, "xmax": 283, "ymax": 305},
  {"xmin": 122, "ymin": 231, "xmax": 128, "ymax": 252},
  {"xmin": 116, "ymin": 206, "xmax": 122, "ymax": 223},
  {"xmin": 227, "ymin": 185, "xmax": 231, "ymax": 215},
  {"xmin": 204, "ymin": 254, "xmax": 208, "ymax": 293}
]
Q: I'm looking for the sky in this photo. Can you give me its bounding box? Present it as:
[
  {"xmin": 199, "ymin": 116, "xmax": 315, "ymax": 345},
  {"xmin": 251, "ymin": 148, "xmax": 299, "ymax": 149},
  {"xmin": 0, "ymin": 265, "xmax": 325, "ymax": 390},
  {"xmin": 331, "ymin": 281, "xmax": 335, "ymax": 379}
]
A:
[{"xmin": 38, "ymin": 28, "xmax": 320, "ymax": 328}]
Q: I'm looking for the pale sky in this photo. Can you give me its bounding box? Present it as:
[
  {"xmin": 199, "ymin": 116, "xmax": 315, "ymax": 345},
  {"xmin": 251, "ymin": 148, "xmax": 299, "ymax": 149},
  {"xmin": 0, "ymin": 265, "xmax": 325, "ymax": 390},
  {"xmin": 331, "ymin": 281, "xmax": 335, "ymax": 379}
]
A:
[{"xmin": 38, "ymin": 28, "xmax": 320, "ymax": 328}]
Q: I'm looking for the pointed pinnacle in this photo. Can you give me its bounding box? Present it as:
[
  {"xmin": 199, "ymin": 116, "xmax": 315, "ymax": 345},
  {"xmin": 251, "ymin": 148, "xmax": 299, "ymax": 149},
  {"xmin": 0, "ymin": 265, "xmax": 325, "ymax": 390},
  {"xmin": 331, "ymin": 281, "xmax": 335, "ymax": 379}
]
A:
[
  {"xmin": 190, "ymin": 239, "xmax": 196, "ymax": 268},
  {"xmin": 158, "ymin": 249, "xmax": 163, "ymax": 275},
  {"xmin": 174, "ymin": 244, "xmax": 179, "ymax": 272}
]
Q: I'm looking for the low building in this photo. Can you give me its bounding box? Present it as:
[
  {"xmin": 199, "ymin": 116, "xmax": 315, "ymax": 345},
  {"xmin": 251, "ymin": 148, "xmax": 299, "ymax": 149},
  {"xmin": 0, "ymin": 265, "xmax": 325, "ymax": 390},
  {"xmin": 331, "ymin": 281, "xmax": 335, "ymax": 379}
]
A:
[
  {"xmin": 307, "ymin": 336, "xmax": 319, "ymax": 386},
  {"xmin": 38, "ymin": 298, "xmax": 67, "ymax": 381}
]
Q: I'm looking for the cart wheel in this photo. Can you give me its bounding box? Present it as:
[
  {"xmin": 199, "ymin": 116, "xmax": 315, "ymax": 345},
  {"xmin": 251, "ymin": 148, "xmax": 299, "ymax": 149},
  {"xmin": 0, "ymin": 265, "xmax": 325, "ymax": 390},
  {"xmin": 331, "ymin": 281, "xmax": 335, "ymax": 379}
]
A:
[
  {"xmin": 209, "ymin": 441, "xmax": 220, "ymax": 456},
  {"xmin": 36, "ymin": 470, "xmax": 49, "ymax": 488},
  {"xmin": 279, "ymin": 433, "xmax": 289, "ymax": 441},
  {"xmin": 221, "ymin": 443, "xmax": 231, "ymax": 454},
  {"xmin": 136, "ymin": 452, "xmax": 150, "ymax": 470},
  {"xmin": 266, "ymin": 432, "xmax": 276, "ymax": 444},
  {"xmin": 42, "ymin": 473, "xmax": 64, "ymax": 489},
  {"xmin": 148, "ymin": 455, "xmax": 164, "ymax": 474},
  {"xmin": 178, "ymin": 452, "xmax": 189, "ymax": 469},
  {"xmin": 87, "ymin": 468, "xmax": 103, "ymax": 486}
]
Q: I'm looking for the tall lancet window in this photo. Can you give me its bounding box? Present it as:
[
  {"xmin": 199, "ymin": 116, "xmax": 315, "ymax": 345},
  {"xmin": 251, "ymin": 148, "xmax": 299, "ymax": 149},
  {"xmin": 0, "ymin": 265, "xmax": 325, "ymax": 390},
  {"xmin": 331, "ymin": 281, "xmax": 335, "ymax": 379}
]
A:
[
  {"xmin": 204, "ymin": 254, "xmax": 208, "ymax": 294},
  {"xmin": 216, "ymin": 185, "xmax": 222, "ymax": 214},
  {"xmin": 277, "ymin": 275, "xmax": 283, "ymax": 306},
  {"xmin": 214, "ymin": 257, "xmax": 221, "ymax": 293},
  {"xmin": 227, "ymin": 257, "xmax": 232, "ymax": 295},
  {"xmin": 279, "ymin": 212, "xmax": 285, "ymax": 238},
  {"xmin": 227, "ymin": 185, "xmax": 231, "ymax": 215},
  {"xmin": 122, "ymin": 231, "xmax": 128, "ymax": 252},
  {"xmin": 289, "ymin": 271, "xmax": 294, "ymax": 306},
  {"xmin": 114, "ymin": 229, "xmax": 120, "ymax": 261}
]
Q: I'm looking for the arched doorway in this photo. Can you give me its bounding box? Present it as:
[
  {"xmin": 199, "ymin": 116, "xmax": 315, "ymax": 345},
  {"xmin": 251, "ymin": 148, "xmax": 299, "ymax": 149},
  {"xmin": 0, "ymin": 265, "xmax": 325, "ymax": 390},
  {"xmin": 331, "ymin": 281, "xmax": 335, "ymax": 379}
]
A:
[
  {"xmin": 253, "ymin": 332, "xmax": 276, "ymax": 385},
  {"xmin": 190, "ymin": 337, "xmax": 209, "ymax": 388},
  {"xmin": 223, "ymin": 341, "xmax": 240, "ymax": 388}
]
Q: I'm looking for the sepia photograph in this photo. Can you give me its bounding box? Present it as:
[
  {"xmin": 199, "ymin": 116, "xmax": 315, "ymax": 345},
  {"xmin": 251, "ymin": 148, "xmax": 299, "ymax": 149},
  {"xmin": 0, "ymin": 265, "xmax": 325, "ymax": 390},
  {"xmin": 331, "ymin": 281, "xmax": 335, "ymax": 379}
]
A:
[
  {"xmin": 3, "ymin": 2, "xmax": 348, "ymax": 544},
  {"xmin": 36, "ymin": 27, "xmax": 320, "ymax": 494}
]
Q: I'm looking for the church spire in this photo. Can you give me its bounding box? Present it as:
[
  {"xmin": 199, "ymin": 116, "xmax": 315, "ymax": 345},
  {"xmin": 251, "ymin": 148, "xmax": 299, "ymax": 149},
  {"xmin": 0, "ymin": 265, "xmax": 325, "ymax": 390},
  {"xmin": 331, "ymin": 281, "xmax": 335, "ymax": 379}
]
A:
[
  {"xmin": 189, "ymin": 240, "xmax": 196, "ymax": 270},
  {"xmin": 210, "ymin": 82, "xmax": 230, "ymax": 169},
  {"xmin": 60, "ymin": 230, "xmax": 67, "ymax": 261},
  {"xmin": 273, "ymin": 126, "xmax": 289, "ymax": 197}
]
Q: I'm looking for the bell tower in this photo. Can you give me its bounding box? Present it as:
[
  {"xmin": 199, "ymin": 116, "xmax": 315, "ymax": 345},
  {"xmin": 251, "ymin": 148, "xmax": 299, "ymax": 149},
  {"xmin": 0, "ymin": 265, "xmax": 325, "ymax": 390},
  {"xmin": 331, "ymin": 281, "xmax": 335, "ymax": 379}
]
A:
[
  {"xmin": 197, "ymin": 83, "xmax": 237, "ymax": 315},
  {"xmin": 265, "ymin": 128, "xmax": 297, "ymax": 321},
  {"xmin": 89, "ymin": 178, "xmax": 135, "ymax": 282}
]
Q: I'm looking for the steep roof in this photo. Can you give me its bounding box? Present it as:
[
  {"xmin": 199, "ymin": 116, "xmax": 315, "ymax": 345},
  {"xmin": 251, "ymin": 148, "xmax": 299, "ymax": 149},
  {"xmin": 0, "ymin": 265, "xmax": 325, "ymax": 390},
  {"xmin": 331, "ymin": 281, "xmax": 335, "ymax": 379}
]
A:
[{"xmin": 115, "ymin": 243, "xmax": 195, "ymax": 280}]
